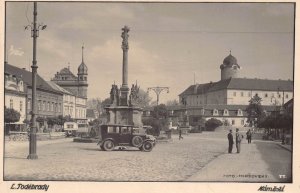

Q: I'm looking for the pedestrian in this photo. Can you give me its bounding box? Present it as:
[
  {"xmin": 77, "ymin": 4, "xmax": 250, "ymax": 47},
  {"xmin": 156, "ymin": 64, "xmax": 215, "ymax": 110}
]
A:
[
  {"xmin": 246, "ymin": 129, "xmax": 252, "ymax": 144},
  {"xmin": 227, "ymin": 129, "xmax": 234, "ymax": 153},
  {"xmin": 179, "ymin": 128, "xmax": 183, "ymax": 140},
  {"xmin": 235, "ymin": 128, "xmax": 242, "ymax": 153}
]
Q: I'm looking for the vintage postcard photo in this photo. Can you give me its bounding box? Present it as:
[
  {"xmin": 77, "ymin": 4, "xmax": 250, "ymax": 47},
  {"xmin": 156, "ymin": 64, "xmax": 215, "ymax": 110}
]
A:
[{"xmin": 1, "ymin": 1, "xmax": 298, "ymax": 193}]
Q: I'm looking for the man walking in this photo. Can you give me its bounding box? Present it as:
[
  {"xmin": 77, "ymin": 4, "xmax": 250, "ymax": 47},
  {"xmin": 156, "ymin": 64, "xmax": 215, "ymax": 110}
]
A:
[
  {"xmin": 236, "ymin": 128, "xmax": 242, "ymax": 153},
  {"xmin": 246, "ymin": 129, "xmax": 252, "ymax": 144},
  {"xmin": 227, "ymin": 129, "xmax": 234, "ymax": 153}
]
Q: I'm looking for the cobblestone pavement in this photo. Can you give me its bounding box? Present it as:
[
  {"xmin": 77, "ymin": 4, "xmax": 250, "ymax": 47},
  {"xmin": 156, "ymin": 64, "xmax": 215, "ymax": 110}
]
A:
[
  {"xmin": 4, "ymin": 132, "xmax": 292, "ymax": 182},
  {"xmin": 4, "ymin": 132, "xmax": 228, "ymax": 181}
]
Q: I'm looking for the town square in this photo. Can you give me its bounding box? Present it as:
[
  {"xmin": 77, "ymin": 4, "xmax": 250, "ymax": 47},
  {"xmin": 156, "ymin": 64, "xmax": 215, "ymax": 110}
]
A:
[{"xmin": 3, "ymin": 1, "xmax": 295, "ymax": 190}]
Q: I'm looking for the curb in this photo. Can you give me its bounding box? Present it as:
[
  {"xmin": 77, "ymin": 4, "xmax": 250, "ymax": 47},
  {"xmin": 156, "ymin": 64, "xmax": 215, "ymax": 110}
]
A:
[{"xmin": 276, "ymin": 143, "xmax": 292, "ymax": 152}]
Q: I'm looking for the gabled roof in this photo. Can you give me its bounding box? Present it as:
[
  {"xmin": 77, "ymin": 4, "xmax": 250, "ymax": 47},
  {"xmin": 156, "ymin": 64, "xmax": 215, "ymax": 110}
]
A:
[
  {"xmin": 5, "ymin": 63, "xmax": 62, "ymax": 94},
  {"xmin": 47, "ymin": 81, "xmax": 73, "ymax": 95},
  {"xmin": 179, "ymin": 78, "xmax": 293, "ymax": 96}
]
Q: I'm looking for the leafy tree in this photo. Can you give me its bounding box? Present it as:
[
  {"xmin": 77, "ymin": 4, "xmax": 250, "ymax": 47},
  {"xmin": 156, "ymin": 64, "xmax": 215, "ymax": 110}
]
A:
[
  {"xmin": 166, "ymin": 99, "xmax": 179, "ymax": 106},
  {"xmin": 205, "ymin": 118, "xmax": 223, "ymax": 131},
  {"xmin": 134, "ymin": 89, "xmax": 151, "ymax": 108},
  {"xmin": 246, "ymin": 94, "xmax": 264, "ymax": 127},
  {"xmin": 141, "ymin": 104, "xmax": 169, "ymax": 135},
  {"xmin": 5, "ymin": 107, "xmax": 20, "ymax": 124}
]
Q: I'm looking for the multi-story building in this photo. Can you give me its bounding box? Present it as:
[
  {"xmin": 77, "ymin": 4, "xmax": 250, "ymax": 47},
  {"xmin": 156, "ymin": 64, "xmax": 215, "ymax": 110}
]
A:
[
  {"xmin": 4, "ymin": 69, "xmax": 27, "ymax": 133},
  {"xmin": 47, "ymin": 81, "xmax": 76, "ymax": 119},
  {"xmin": 177, "ymin": 52, "xmax": 293, "ymax": 128},
  {"xmin": 5, "ymin": 63, "xmax": 64, "ymax": 131},
  {"xmin": 51, "ymin": 46, "xmax": 88, "ymax": 126}
]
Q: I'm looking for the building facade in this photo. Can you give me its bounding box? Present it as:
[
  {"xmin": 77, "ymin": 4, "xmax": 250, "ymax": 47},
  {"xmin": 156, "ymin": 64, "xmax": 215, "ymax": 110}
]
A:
[
  {"xmin": 51, "ymin": 46, "xmax": 88, "ymax": 125},
  {"xmin": 5, "ymin": 63, "xmax": 64, "ymax": 131},
  {"xmin": 4, "ymin": 71, "xmax": 27, "ymax": 132},
  {"xmin": 177, "ymin": 53, "xmax": 293, "ymax": 128}
]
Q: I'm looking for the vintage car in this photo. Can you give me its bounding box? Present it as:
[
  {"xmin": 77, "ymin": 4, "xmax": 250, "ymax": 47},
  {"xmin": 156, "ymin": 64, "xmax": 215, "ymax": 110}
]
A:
[{"xmin": 97, "ymin": 124, "xmax": 156, "ymax": 152}]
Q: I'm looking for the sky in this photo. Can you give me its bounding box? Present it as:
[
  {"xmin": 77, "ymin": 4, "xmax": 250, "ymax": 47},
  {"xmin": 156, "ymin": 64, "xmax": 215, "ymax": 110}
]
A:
[{"xmin": 5, "ymin": 2, "xmax": 294, "ymax": 104}]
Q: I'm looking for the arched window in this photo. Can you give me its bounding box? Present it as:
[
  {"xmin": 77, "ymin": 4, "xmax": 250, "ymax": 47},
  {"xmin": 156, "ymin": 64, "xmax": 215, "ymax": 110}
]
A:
[
  {"xmin": 223, "ymin": 109, "xmax": 229, "ymax": 116},
  {"xmin": 213, "ymin": 109, "xmax": 218, "ymax": 116}
]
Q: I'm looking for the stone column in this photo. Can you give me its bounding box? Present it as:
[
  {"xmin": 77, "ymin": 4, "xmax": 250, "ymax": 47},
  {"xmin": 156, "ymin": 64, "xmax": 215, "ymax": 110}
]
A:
[{"xmin": 120, "ymin": 26, "xmax": 130, "ymax": 106}]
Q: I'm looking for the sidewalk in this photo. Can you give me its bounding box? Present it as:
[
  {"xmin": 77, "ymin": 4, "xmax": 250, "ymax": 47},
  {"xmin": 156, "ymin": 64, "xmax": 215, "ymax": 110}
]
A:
[{"xmin": 187, "ymin": 140, "xmax": 292, "ymax": 182}]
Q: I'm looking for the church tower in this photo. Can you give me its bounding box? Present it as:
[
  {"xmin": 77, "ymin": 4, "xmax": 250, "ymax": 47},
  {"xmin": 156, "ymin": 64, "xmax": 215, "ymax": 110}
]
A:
[
  {"xmin": 77, "ymin": 45, "xmax": 88, "ymax": 98},
  {"xmin": 220, "ymin": 51, "xmax": 240, "ymax": 80}
]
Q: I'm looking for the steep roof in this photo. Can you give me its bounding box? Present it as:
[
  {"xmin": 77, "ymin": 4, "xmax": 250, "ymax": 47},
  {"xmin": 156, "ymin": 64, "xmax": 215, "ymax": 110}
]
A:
[
  {"xmin": 47, "ymin": 81, "xmax": 73, "ymax": 95},
  {"xmin": 180, "ymin": 78, "xmax": 293, "ymax": 96},
  {"xmin": 5, "ymin": 63, "xmax": 62, "ymax": 94}
]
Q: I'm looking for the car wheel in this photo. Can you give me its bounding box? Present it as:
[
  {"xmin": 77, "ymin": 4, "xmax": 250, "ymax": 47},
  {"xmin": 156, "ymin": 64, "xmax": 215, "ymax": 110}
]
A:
[
  {"xmin": 103, "ymin": 140, "xmax": 115, "ymax": 151},
  {"xmin": 142, "ymin": 141, "xmax": 153, "ymax": 152},
  {"xmin": 132, "ymin": 136, "xmax": 143, "ymax": 147}
]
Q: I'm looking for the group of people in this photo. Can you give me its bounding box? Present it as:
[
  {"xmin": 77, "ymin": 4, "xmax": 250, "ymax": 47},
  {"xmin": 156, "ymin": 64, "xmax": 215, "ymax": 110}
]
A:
[{"xmin": 227, "ymin": 128, "xmax": 252, "ymax": 153}]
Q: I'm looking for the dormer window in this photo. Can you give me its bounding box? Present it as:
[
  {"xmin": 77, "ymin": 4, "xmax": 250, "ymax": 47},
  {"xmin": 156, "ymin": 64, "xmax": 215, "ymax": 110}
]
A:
[
  {"xmin": 213, "ymin": 109, "xmax": 219, "ymax": 116},
  {"xmin": 237, "ymin": 109, "xmax": 243, "ymax": 116},
  {"xmin": 223, "ymin": 109, "xmax": 229, "ymax": 116}
]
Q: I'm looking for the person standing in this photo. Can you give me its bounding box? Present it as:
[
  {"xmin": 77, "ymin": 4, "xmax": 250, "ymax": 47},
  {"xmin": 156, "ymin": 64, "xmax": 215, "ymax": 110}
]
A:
[
  {"xmin": 179, "ymin": 128, "xmax": 183, "ymax": 140},
  {"xmin": 227, "ymin": 129, "xmax": 234, "ymax": 153},
  {"xmin": 236, "ymin": 128, "xmax": 242, "ymax": 153},
  {"xmin": 246, "ymin": 129, "xmax": 252, "ymax": 144}
]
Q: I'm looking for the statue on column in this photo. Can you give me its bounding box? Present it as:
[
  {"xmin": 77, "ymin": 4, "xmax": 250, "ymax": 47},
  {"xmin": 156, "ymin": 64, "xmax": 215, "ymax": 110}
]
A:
[{"xmin": 121, "ymin": 26, "xmax": 130, "ymax": 50}]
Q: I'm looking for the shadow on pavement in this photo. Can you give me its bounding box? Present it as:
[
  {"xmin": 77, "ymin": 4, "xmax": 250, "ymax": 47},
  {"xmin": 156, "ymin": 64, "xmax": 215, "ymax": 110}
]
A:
[{"xmin": 254, "ymin": 141, "xmax": 292, "ymax": 182}]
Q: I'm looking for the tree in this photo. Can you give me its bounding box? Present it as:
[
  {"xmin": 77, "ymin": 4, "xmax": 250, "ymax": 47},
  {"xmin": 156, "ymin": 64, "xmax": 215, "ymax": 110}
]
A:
[
  {"xmin": 134, "ymin": 89, "xmax": 152, "ymax": 108},
  {"xmin": 205, "ymin": 118, "xmax": 223, "ymax": 131},
  {"xmin": 142, "ymin": 104, "xmax": 169, "ymax": 135},
  {"xmin": 246, "ymin": 94, "xmax": 264, "ymax": 127},
  {"xmin": 5, "ymin": 107, "xmax": 20, "ymax": 124},
  {"xmin": 87, "ymin": 98, "xmax": 102, "ymax": 117},
  {"xmin": 166, "ymin": 99, "xmax": 179, "ymax": 106}
]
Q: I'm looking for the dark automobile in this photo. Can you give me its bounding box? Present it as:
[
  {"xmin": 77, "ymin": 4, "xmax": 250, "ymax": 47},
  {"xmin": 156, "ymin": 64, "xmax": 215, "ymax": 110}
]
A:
[{"xmin": 97, "ymin": 124, "xmax": 156, "ymax": 152}]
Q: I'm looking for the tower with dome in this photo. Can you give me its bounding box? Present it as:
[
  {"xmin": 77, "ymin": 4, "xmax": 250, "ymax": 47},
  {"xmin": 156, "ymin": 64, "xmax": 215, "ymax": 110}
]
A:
[
  {"xmin": 51, "ymin": 46, "xmax": 88, "ymax": 99},
  {"xmin": 51, "ymin": 46, "xmax": 88, "ymax": 125},
  {"xmin": 177, "ymin": 52, "xmax": 293, "ymax": 128}
]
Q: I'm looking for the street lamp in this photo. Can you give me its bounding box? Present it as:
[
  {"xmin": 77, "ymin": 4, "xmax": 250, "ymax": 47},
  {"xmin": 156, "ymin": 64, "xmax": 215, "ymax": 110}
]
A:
[
  {"xmin": 25, "ymin": 2, "xmax": 46, "ymax": 160},
  {"xmin": 147, "ymin": 86, "xmax": 169, "ymax": 106}
]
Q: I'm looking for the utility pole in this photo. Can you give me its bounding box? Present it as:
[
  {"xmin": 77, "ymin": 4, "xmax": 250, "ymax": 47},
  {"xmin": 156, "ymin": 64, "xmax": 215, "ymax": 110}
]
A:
[
  {"xmin": 25, "ymin": 2, "xmax": 47, "ymax": 159},
  {"xmin": 147, "ymin": 87, "xmax": 169, "ymax": 106}
]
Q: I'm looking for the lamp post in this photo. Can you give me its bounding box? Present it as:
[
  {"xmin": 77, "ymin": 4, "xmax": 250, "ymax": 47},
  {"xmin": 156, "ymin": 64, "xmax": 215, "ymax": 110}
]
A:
[
  {"xmin": 25, "ymin": 2, "xmax": 47, "ymax": 159},
  {"xmin": 147, "ymin": 86, "xmax": 169, "ymax": 106}
]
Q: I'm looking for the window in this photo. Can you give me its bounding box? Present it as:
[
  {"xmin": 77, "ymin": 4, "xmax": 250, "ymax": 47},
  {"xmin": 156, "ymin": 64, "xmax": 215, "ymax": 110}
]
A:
[
  {"xmin": 237, "ymin": 109, "xmax": 243, "ymax": 116},
  {"xmin": 223, "ymin": 109, "xmax": 229, "ymax": 116},
  {"xmin": 233, "ymin": 92, "xmax": 236, "ymax": 97},
  {"xmin": 285, "ymin": 94, "xmax": 289, "ymax": 99},
  {"xmin": 20, "ymin": 101, "xmax": 23, "ymax": 112},
  {"xmin": 265, "ymin": 93, "xmax": 268, "ymax": 98},
  {"xmin": 10, "ymin": 99, "xmax": 13, "ymax": 109},
  {"xmin": 47, "ymin": 102, "xmax": 50, "ymax": 111},
  {"xmin": 278, "ymin": 94, "xmax": 281, "ymax": 98},
  {"xmin": 38, "ymin": 101, "xmax": 41, "ymax": 111},
  {"xmin": 27, "ymin": 99, "xmax": 31, "ymax": 110},
  {"xmin": 248, "ymin": 92, "xmax": 251, "ymax": 97},
  {"xmin": 241, "ymin": 92, "xmax": 244, "ymax": 97},
  {"xmin": 43, "ymin": 101, "xmax": 46, "ymax": 111},
  {"xmin": 213, "ymin": 109, "xmax": 219, "ymax": 116},
  {"xmin": 241, "ymin": 120, "xmax": 244, "ymax": 125},
  {"xmin": 232, "ymin": 120, "xmax": 235, "ymax": 125},
  {"xmin": 84, "ymin": 77, "xmax": 87, "ymax": 81},
  {"xmin": 108, "ymin": 126, "xmax": 119, "ymax": 133}
]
